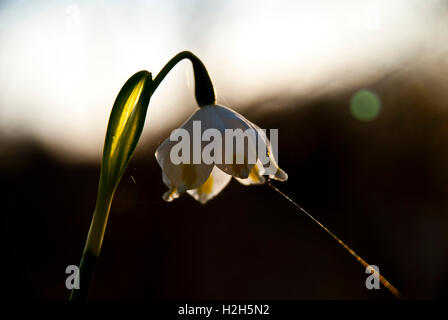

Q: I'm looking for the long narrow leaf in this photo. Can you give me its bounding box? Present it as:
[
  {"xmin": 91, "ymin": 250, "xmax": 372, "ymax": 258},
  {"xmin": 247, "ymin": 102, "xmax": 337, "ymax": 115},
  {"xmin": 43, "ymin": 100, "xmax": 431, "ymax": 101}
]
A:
[{"xmin": 99, "ymin": 70, "xmax": 152, "ymax": 196}]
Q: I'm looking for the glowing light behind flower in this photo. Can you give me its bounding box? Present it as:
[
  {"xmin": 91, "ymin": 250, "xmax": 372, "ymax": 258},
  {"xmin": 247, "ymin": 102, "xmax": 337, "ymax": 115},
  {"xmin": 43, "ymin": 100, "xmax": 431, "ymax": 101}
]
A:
[
  {"xmin": 350, "ymin": 89, "xmax": 381, "ymax": 122},
  {"xmin": 0, "ymin": 0, "xmax": 445, "ymax": 159}
]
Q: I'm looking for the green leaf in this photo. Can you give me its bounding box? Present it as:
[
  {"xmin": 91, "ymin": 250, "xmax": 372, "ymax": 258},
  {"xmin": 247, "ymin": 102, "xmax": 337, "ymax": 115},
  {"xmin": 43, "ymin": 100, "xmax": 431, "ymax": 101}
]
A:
[{"xmin": 99, "ymin": 70, "xmax": 152, "ymax": 196}]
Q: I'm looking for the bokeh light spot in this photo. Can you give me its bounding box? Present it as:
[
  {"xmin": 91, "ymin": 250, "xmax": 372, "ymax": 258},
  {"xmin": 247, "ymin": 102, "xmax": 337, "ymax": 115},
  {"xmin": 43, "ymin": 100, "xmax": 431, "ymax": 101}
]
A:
[{"xmin": 350, "ymin": 89, "xmax": 381, "ymax": 121}]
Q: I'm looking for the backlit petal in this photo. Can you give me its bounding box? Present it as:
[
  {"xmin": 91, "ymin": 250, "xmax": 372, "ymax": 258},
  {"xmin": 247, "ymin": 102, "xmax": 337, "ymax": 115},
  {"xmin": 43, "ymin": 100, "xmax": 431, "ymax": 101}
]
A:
[
  {"xmin": 155, "ymin": 136, "xmax": 213, "ymax": 199},
  {"xmin": 234, "ymin": 160, "xmax": 266, "ymax": 185},
  {"xmin": 187, "ymin": 166, "xmax": 232, "ymax": 204},
  {"xmin": 209, "ymin": 105, "xmax": 258, "ymax": 178},
  {"xmin": 248, "ymin": 121, "xmax": 288, "ymax": 182}
]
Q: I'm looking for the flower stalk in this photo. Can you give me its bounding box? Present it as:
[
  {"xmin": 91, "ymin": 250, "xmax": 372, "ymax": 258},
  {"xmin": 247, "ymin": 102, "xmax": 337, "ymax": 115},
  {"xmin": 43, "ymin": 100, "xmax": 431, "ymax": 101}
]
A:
[
  {"xmin": 70, "ymin": 51, "xmax": 215, "ymax": 300},
  {"xmin": 151, "ymin": 51, "xmax": 215, "ymax": 106}
]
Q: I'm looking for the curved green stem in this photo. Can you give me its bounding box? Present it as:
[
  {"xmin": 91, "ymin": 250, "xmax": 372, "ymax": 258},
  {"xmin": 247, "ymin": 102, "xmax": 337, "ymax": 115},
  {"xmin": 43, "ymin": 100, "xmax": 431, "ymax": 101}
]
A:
[{"xmin": 151, "ymin": 51, "xmax": 216, "ymax": 107}]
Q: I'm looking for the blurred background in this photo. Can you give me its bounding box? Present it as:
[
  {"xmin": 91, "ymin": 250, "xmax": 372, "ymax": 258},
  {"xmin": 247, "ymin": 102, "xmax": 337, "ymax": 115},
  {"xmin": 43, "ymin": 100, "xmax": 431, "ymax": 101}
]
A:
[{"xmin": 1, "ymin": 0, "xmax": 448, "ymax": 299}]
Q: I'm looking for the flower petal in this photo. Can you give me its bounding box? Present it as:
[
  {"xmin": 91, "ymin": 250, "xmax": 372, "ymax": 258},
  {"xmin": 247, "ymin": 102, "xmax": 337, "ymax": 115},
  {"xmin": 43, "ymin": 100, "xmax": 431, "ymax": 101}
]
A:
[
  {"xmin": 187, "ymin": 166, "xmax": 232, "ymax": 204},
  {"xmin": 248, "ymin": 121, "xmax": 288, "ymax": 182},
  {"xmin": 208, "ymin": 105, "xmax": 258, "ymax": 179},
  {"xmin": 159, "ymin": 171, "xmax": 182, "ymax": 202},
  {"xmin": 215, "ymin": 160, "xmax": 255, "ymax": 180},
  {"xmin": 156, "ymin": 136, "xmax": 214, "ymax": 199},
  {"xmin": 234, "ymin": 160, "xmax": 266, "ymax": 185}
]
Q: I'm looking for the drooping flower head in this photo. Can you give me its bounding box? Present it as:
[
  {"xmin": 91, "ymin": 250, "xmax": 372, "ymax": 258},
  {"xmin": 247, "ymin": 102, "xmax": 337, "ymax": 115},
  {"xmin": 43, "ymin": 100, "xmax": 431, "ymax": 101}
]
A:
[{"xmin": 155, "ymin": 104, "xmax": 287, "ymax": 204}]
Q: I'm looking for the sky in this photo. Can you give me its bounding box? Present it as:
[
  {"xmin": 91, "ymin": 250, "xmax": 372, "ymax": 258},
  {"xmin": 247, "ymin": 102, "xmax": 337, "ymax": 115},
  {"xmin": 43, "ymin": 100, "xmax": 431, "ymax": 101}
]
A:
[{"xmin": 0, "ymin": 0, "xmax": 445, "ymax": 159}]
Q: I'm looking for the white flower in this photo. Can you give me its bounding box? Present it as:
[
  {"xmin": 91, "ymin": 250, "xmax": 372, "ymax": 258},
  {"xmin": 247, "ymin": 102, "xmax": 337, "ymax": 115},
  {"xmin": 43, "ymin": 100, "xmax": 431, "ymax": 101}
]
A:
[{"xmin": 155, "ymin": 104, "xmax": 288, "ymax": 204}]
